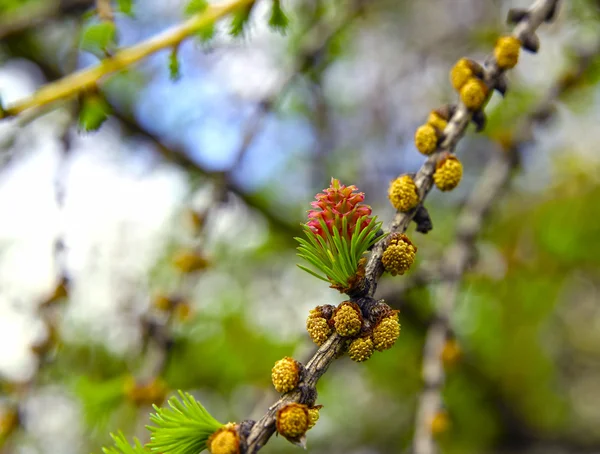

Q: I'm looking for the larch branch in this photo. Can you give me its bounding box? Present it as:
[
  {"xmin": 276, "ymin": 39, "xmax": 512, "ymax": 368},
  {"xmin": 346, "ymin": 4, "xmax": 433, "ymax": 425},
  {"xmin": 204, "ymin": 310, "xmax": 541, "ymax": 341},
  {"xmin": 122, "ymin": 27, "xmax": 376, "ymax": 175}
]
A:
[{"xmin": 3, "ymin": 0, "xmax": 255, "ymax": 116}]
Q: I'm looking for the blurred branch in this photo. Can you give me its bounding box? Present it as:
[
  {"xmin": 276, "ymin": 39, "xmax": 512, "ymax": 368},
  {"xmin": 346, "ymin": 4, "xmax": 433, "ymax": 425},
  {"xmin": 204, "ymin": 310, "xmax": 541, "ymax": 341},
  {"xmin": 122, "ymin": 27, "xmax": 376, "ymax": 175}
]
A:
[
  {"xmin": 2, "ymin": 0, "xmax": 255, "ymax": 116},
  {"xmin": 112, "ymin": 109, "xmax": 301, "ymax": 239},
  {"xmin": 413, "ymin": 151, "xmax": 515, "ymax": 454},
  {"xmin": 412, "ymin": 37, "xmax": 600, "ymax": 454},
  {"xmin": 242, "ymin": 1, "xmax": 560, "ymax": 452}
]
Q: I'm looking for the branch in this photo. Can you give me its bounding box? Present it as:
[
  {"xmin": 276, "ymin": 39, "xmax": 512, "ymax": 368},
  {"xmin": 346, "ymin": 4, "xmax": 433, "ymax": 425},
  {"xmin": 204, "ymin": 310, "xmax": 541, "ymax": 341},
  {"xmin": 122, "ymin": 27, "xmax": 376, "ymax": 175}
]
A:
[
  {"xmin": 241, "ymin": 1, "xmax": 560, "ymax": 452},
  {"xmin": 2, "ymin": 0, "xmax": 255, "ymax": 116},
  {"xmin": 359, "ymin": 0, "xmax": 560, "ymax": 299},
  {"xmin": 413, "ymin": 36, "xmax": 600, "ymax": 454}
]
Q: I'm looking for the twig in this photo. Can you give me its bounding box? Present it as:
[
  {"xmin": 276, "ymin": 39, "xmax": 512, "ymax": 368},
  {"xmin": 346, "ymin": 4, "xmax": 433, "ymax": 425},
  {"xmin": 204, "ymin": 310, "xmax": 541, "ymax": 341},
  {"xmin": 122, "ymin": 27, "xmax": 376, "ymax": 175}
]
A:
[
  {"xmin": 3, "ymin": 0, "xmax": 255, "ymax": 116},
  {"xmin": 412, "ymin": 36, "xmax": 600, "ymax": 454},
  {"xmin": 242, "ymin": 1, "xmax": 560, "ymax": 452}
]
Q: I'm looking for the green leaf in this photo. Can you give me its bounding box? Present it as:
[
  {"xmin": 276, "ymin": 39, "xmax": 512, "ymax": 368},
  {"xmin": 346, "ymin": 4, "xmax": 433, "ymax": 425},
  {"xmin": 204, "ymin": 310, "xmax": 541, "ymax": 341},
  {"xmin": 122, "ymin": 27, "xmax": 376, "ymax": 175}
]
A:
[
  {"xmin": 296, "ymin": 264, "xmax": 329, "ymax": 282},
  {"xmin": 79, "ymin": 93, "xmax": 111, "ymax": 132},
  {"xmin": 296, "ymin": 234, "xmax": 329, "ymax": 262},
  {"xmin": 76, "ymin": 375, "xmax": 126, "ymax": 429},
  {"xmin": 184, "ymin": 0, "xmax": 208, "ymax": 15},
  {"xmin": 102, "ymin": 432, "xmax": 148, "ymax": 454},
  {"xmin": 80, "ymin": 21, "xmax": 117, "ymax": 58},
  {"xmin": 229, "ymin": 4, "xmax": 254, "ymax": 37},
  {"xmin": 268, "ymin": 0, "xmax": 288, "ymax": 33},
  {"xmin": 197, "ymin": 23, "xmax": 215, "ymax": 42},
  {"xmin": 184, "ymin": 0, "xmax": 215, "ymax": 41},
  {"xmin": 117, "ymin": 0, "xmax": 134, "ymax": 16},
  {"xmin": 147, "ymin": 391, "xmax": 223, "ymax": 454},
  {"xmin": 331, "ymin": 226, "xmax": 353, "ymax": 278},
  {"xmin": 168, "ymin": 47, "xmax": 181, "ymax": 82}
]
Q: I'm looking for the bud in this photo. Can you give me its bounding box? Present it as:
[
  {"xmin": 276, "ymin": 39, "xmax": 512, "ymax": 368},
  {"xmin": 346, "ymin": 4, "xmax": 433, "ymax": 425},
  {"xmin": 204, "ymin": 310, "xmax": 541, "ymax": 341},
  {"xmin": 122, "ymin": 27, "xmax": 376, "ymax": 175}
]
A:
[
  {"xmin": 306, "ymin": 306, "xmax": 333, "ymax": 346},
  {"xmin": 276, "ymin": 403, "xmax": 309, "ymax": 442},
  {"xmin": 372, "ymin": 311, "xmax": 401, "ymax": 351},
  {"xmin": 460, "ymin": 78, "xmax": 489, "ymax": 111},
  {"xmin": 174, "ymin": 301, "xmax": 192, "ymax": 321},
  {"xmin": 348, "ymin": 336, "xmax": 374, "ymax": 362},
  {"xmin": 333, "ymin": 302, "xmax": 363, "ymax": 337},
  {"xmin": 172, "ymin": 249, "xmax": 209, "ymax": 273},
  {"xmin": 427, "ymin": 106, "xmax": 453, "ymax": 132},
  {"xmin": 124, "ymin": 376, "xmax": 168, "ymax": 407},
  {"xmin": 433, "ymin": 153, "xmax": 463, "ymax": 192},
  {"xmin": 153, "ymin": 292, "xmax": 174, "ymax": 311},
  {"xmin": 388, "ymin": 175, "xmax": 419, "ymax": 212},
  {"xmin": 271, "ymin": 357, "xmax": 301, "ymax": 394},
  {"xmin": 307, "ymin": 405, "xmax": 322, "ymax": 430},
  {"xmin": 0, "ymin": 406, "xmax": 19, "ymax": 437},
  {"xmin": 494, "ymin": 35, "xmax": 521, "ymax": 69},
  {"xmin": 430, "ymin": 411, "xmax": 450, "ymax": 437},
  {"xmin": 307, "ymin": 178, "xmax": 373, "ymax": 240},
  {"xmin": 450, "ymin": 58, "xmax": 483, "ymax": 92},
  {"xmin": 381, "ymin": 233, "xmax": 417, "ymax": 276},
  {"xmin": 441, "ymin": 339, "xmax": 462, "ymax": 368},
  {"xmin": 208, "ymin": 423, "xmax": 240, "ymax": 454},
  {"xmin": 414, "ymin": 124, "xmax": 440, "ymax": 155}
]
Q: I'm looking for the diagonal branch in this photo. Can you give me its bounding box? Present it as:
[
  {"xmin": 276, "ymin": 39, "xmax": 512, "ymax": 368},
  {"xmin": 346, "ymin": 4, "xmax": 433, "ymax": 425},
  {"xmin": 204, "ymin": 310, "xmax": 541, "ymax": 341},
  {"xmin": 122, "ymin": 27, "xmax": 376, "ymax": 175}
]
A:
[
  {"xmin": 2, "ymin": 0, "xmax": 255, "ymax": 116},
  {"xmin": 360, "ymin": 0, "xmax": 560, "ymax": 299},
  {"xmin": 242, "ymin": 0, "xmax": 559, "ymax": 452}
]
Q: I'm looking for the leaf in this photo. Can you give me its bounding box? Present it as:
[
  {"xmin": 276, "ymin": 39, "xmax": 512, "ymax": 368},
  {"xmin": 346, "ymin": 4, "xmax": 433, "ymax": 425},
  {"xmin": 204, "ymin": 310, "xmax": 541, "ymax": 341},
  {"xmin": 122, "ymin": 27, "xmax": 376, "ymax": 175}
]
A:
[
  {"xmin": 102, "ymin": 432, "xmax": 148, "ymax": 454},
  {"xmin": 117, "ymin": 0, "xmax": 134, "ymax": 16},
  {"xmin": 79, "ymin": 93, "xmax": 111, "ymax": 132},
  {"xmin": 268, "ymin": 0, "xmax": 288, "ymax": 33},
  {"xmin": 331, "ymin": 226, "xmax": 353, "ymax": 278},
  {"xmin": 147, "ymin": 391, "xmax": 223, "ymax": 454},
  {"xmin": 80, "ymin": 21, "xmax": 117, "ymax": 58},
  {"xmin": 184, "ymin": 0, "xmax": 208, "ymax": 16},
  {"xmin": 229, "ymin": 3, "xmax": 254, "ymax": 37},
  {"xmin": 76, "ymin": 375, "xmax": 126, "ymax": 429},
  {"xmin": 296, "ymin": 264, "xmax": 329, "ymax": 282},
  {"xmin": 296, "ymin": 233, "xmax": 329, "ymax": 262},
  {"xmin": 168, "ymin": 47, "xmax": 181, "ymax": 82}
]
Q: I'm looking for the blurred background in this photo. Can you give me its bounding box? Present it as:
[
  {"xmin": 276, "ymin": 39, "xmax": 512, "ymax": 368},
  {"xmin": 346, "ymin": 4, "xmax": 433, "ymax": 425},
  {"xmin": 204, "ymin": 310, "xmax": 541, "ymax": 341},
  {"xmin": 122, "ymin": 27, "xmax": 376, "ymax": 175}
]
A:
[{"xmin": 0, "ymin": 0, "xmax": 599, "ymax": 453}]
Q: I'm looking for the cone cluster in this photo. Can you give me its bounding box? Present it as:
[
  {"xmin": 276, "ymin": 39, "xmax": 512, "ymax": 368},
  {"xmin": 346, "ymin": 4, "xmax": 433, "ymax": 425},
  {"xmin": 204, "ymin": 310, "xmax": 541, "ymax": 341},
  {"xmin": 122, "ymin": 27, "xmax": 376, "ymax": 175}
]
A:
[
  {"xmin": 372, "ymin": 311, "xmax": 401, "ymax": 351},
  {"xmin": 271, "ymin": 357, "xmax": 301, "ymax": 394},
  {"xmin": 433, "ymin": 153, "xmax": 463, "ymax": 192},
  {"xmin": 333, "ymin": 302, "xmax": 363, "ymax": 337},
  {"xmin": 208, "ymin": 423, "xmax": 240, "ymax": 454},
  {"xmin": 381, "ymin": 234, "xmax": 417, "ymax": 276},
  {"xmin": 388, "ymin": 175, "xmax": 420, "ymax": 212},
  {"xmin": 276, "ymin": 403, "xmax": 310, "ymax": 442},
  {"xmin": 306, "ymin": 306, "xmax": 334, "ymax": 346}
]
